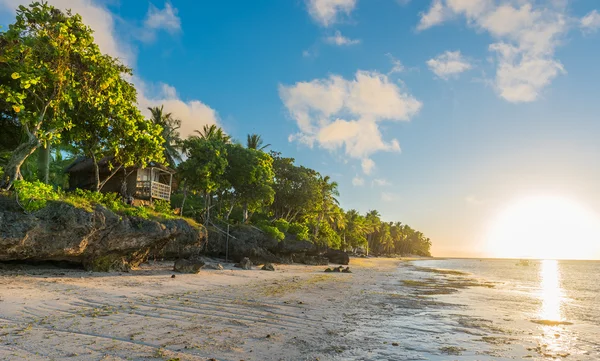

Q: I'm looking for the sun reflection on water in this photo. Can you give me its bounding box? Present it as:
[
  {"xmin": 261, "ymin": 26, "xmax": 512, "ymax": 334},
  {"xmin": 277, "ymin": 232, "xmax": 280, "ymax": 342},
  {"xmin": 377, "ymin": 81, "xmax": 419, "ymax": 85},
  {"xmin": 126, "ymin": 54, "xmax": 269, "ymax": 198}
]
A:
[{"xmin": 539, "ymin": 259, "xmax": 563, "ymax": 321}]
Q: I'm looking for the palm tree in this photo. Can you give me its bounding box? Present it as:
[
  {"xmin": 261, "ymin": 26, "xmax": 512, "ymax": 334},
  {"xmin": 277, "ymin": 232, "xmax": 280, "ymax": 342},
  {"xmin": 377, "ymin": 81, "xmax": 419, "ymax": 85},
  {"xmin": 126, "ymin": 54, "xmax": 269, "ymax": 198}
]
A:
[
  {"xmin": 246, "ymin": 133, "xmax": 271, "ymax": 151},
  {"xmin": 313, "ymin": 175, "xmax": 340, "ymax": 245},
  {"xmin": 194, "ymin": 124, "xmax": 231, "ymax": 143},
  {"xmin": 148, "ymin": 105, "xmax": 182, "ymax": 167},
  {"xmin": 365, "ymin": 209, "xmax": 381, "ymax": 256}
]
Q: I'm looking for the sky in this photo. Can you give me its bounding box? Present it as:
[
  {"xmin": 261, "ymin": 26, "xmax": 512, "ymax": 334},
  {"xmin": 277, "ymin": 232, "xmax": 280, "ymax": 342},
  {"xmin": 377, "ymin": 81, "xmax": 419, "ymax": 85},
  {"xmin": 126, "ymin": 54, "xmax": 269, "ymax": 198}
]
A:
[{"xmin": 2, "ymin": 0, "xmax": 600, "ymax": 258}]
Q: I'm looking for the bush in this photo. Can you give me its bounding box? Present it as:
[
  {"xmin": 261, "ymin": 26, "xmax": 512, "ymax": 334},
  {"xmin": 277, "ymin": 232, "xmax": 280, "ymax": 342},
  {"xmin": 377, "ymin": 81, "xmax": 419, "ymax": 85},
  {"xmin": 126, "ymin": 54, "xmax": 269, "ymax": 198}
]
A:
[
  {"xmin": 272, "ymin": 218, "xmax": 289, "ymax": 233},
  {"xmin": 153, "ymin": 199, "xmax": 172, "ymax": 214},
  {"xmin": 13, "ymin": 180, "xmax": 59, "ymax": 212},
  {"xmin": 123, "ymin": 206, "xmax": 149, "ymax": 219},
  {"xmin": 259, "ymin": 224, "xmax": 285, "ymax": 241},
  {"xmin": 288, "ymin": 222, "xmax": 310, "ymax": 241}
]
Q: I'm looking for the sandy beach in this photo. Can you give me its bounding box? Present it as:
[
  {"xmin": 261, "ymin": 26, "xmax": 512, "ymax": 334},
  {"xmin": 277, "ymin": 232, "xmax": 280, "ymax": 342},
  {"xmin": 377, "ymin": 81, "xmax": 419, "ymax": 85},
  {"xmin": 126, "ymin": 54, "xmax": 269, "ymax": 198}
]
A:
[{"xmin": 0, "ymin": 258, "xmax": 407, "ymax": 361}]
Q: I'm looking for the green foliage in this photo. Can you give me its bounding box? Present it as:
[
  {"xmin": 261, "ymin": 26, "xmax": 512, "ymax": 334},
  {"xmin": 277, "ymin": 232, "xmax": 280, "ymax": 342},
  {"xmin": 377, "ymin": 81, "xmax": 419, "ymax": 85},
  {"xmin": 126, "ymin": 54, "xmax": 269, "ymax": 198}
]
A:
[
  {"xmin": 273, "ymin": 218, "xmax": 289, "ymax": 233},
  {"xmin": 258, "ymin": 224, "xmax": 285, "ymax": 241},
  {"xmin": 13, "ymin": 180, "xmax": 59, "ymax": 212},
  {"xmin": 0, "ymin": 2, "xmax": 164, "ymax": 187},
  {"xmin": 288, "ymin": 222, "xmax": 310, "ymax": 241},
  {"xmin": 179, "ymin": 137, "xmax": 229, "ymax": 195},
  {"xmin": 225, "ymin": 144, "xmax": 275, "ymax": 221},
  {"xmin": 123, "ymin": 206, "xmax": 149, "ymax": 219},
  {"xmin": 153, "ymin": 199, "xmax": 172, "ymax": 214}
]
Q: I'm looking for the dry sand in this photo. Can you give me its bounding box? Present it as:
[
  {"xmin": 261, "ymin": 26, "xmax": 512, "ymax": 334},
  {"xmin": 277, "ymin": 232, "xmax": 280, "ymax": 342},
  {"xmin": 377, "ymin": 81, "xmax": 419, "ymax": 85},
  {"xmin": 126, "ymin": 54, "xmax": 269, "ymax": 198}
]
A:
[{"xmin": 0, "ymin": 257, "xmax": 404, "ymax": 361}]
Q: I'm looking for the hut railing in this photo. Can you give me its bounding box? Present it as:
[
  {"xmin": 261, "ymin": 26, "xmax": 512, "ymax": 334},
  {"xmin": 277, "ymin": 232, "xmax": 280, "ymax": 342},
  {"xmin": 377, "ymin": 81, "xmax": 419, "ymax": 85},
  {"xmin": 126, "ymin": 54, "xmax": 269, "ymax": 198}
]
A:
[{"xmin": 135, "ymin": 181, "xmax": 171, "ymax": 201}]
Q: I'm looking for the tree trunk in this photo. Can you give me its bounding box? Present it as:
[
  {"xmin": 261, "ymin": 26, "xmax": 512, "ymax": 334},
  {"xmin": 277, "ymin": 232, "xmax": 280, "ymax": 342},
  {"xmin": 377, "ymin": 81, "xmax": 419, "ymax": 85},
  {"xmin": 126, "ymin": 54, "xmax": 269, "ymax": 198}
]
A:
[
  {"xmin": 91, "ymin": 154, "xmax": 100, "ymax": 191},
  {"xmin": 38, "ymin": 144, "xmax": 50, "ymax": 184},
  {"xmin": 243, "ymin": 201, "xmax": 249, "ymax": 223},
  {"xmin": 204, "ymin": 192, "xmax": 211, "ymax": 223},
  {"xmin": 98, "ymin": 165, "xmax": 122, "ymax": 191},
  {"xmin": 180, "ymin": 183, "xmax": 188, "ymax": 217},
  {"xmin": 1, "ymin": 132, "xmax": 39, "ymax": 190}
]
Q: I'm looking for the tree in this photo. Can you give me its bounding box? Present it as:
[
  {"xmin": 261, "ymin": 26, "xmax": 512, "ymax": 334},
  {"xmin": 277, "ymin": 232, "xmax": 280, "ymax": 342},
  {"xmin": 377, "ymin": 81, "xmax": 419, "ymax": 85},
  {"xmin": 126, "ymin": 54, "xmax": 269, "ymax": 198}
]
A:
[
  {"xmin": 344, "ymin": 209, "xmax": 368, "ymax": 250},
  {"xmin": 178, "ymin": 136, "xmax": 229, "ymax": 222},
  {"xmin": 365, "ymin": 210, "xmax": 381, "ymax": 255},
  {"xmin": 224, "ymin": 144, "xmax": 275, "ymax": 222},
  {"xmin": 0, "ymin": 2, "xmax": 164, "ymax": 190},
  {"xmin": 246, "ymin": 134, "xmax": 270, "ymax": 151},
  {"xmin": 269, "ymin": 152, "xmax": 321, "ymax": 222},
  {"xmin": 195, "ymin": 124, "xmax": 231, "ymax": 143},
  {"xmin": 148, "ymin": 105, "xmax": 182, "ymax": 167},
  {"xmin": 313, "ymin": 175, "xmax": 340, "ymax": 244}
]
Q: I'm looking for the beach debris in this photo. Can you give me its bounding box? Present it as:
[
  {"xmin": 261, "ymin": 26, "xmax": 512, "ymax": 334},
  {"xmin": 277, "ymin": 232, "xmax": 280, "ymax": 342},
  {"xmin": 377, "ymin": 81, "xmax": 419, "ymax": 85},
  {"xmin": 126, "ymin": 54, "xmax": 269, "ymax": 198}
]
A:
[
  {"xmin": 342, "ymin": 267, "xmax": 352, "ymax": 273},
  {"xmin": 234, "ymin": 257, "xmax": 253, "ymax": 270},
  {"xmin": 392, "ymin": 342, "xmax": 399, "ymax": 346},
  {"xmin": 204, "ymin": 263, "xmax": 224, "ymax": 270},
  {"xmin": 261, "ymin": 263, "xmax": 275, "ymax": 271},
  {"xmin": 173, "ymin": 259, "xmax": 205, "ymax": 274},
  {"xmin": 266, "ymin": 334, "xmax": 271, "ymax": 338},
  {"xmin": 171, "ymin": 274, "xmax": 176, "ymax": 278}
]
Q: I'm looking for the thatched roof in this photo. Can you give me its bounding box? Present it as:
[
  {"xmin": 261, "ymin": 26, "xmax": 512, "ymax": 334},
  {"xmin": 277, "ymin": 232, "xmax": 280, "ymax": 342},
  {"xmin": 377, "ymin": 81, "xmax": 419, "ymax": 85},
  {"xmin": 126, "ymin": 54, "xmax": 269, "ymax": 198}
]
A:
[{"xmin": 65, "ymin": 156, "xmax": 175, "ymax": 174}]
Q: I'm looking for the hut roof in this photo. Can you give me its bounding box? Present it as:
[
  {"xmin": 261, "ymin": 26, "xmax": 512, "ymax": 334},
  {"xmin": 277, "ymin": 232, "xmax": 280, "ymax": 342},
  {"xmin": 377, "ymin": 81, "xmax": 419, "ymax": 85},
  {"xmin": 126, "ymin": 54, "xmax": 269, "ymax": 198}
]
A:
[{"xmin": 65, "ymin": 156, "xmax": 175, "ymax": 174}]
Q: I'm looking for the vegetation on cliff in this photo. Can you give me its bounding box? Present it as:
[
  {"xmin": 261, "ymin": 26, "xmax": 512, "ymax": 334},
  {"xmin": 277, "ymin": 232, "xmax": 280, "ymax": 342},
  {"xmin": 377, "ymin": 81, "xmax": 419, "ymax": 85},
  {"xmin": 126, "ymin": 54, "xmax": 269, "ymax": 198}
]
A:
[{"xmin": 0, "ymin": 2, "xmax": 431, "ymax": 258}]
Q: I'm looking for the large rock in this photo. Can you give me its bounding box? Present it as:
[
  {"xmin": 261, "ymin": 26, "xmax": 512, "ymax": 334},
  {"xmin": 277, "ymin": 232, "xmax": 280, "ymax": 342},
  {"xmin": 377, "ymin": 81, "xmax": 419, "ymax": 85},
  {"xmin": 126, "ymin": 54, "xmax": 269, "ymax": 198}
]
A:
[
  {"xmin": 292, "ymin": 254, "xmax": 329, "ymax": 266},
  {"xmin": 204, "ymin": 263, "xmax": 224, "ymax": 270},
  {"xmin": 261, "ymin": 263, "xmax": 275, "ymax": 271},
  {"xmin": 173, "ymin": 259, "xmax": 205, "ymax": 273},
  {"xmin": 278, "ymin": 238, "xmax": 316, "ymax": 255},
  {"xmin": 235, "ymin": 257, "xmax": 252, "ymax": 270},
  {"xmin": 205, "ymin": 225, "xmax": 281, "ymax": 264},
  {"xmin": 0, "ymin": 197, "xmax": 205, "ymax": 272},
  {"xmin": 324, "ymin": 249, "xmax": 350, "ymax": 265}
]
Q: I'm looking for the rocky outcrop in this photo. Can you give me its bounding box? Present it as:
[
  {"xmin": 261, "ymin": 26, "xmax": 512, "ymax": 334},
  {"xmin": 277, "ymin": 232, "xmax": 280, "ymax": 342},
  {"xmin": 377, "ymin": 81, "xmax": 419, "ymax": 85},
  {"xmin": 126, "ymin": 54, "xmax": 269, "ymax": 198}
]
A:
[
  {"xmin": 278, "ymin": 238, "xmax": 316, "ymax": 255},
  {"xmin": 261, "ymin": 263, "xmax": 275, "ymax": 271},
  {"xmin": 173, "ymin": 259, "xmax": 205, "ymax": 273},
  {"xmin": 291, "ymin": 254, "xmax": 329, "ymax": 265},
  {"xmin": 235, "ymin": 257, "xmax": 253, "ymax": 270},
  {"xmin": 204, "ymin": 263, "xmax": 224, "ymax": 270},
  {"xmin": 205, "ymin": 225, "xmax": 281, "ymax": 264},
  {"xmin": 324, "ymin": 249, "xmax": 350, "ymax": 265},
  {"xmin": 0, "ymin": 197, "xmax": 205, "ymax": 272}
]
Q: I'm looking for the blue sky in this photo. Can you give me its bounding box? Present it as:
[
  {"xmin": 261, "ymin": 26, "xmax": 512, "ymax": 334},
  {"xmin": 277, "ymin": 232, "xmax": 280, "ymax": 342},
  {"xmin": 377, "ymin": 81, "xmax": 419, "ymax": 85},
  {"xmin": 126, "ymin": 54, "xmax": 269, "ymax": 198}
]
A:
[{"xmin": 2, "ymin": 0, "xmax": 600, "ymax": 257}]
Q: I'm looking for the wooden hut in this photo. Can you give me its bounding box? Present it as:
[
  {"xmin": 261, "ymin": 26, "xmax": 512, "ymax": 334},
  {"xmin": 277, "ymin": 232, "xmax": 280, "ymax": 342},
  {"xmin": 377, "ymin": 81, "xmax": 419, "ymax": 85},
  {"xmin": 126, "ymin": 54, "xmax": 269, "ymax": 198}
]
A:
[{"xmin": 65, "ymin": 157, "xmax": 175, "ymax": 203}]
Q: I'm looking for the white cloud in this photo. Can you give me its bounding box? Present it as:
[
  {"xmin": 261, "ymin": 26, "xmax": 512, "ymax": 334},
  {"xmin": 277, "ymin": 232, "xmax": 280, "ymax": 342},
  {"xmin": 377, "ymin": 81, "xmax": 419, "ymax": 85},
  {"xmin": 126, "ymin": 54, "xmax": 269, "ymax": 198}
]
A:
[
  {"xmin": 352, "ymin": 176, "xmax": 365, "ymax": 186},
  {"xmin": 325, "ymin": 30, "xmax": 360, "ymax": 46},
  {"xmin": 307, "ymin": 0, "xmax": 357, "ymax": 27},
  {"xmin": 581, "ymin": 10, "xmax": 600, "ymax": 33},
  {"xmin": 372, "ymin": 178, "xmax": 391, "ymax": 186},
  {"xmin": 417, "ymin": 0, "xmax": 569, "ymax": 102},
  {"xmin": 137, "ymin": 82, "xmax": 219, "ymax": 139},
  {"xmin": 417, "ymin": 0, "xmax": 448, "ymax": 31},
  {"xmin": 387, "ymin": 53, "xmax": 406, "ymax": 75},
  {"xmin": 0, "ymin": 0, "xmax": 220, "ymax": 140},
  {"xmin": 381, "ymin": 192, "xmax": 399, "ymax": 202},
  {"xmin": 426, "ymin": 50, "xmax": 472, "ymax": 79},
  {"xmin": 361, "ymin": 158, "xmax": 375, "ymax": 175},
  {"xmin": 144, "ymin": 2, "xmax": 181, "ymax": 34},
  {"xmin": 280, "ymin": 71, "xmax": 421, "ymax": 174}
]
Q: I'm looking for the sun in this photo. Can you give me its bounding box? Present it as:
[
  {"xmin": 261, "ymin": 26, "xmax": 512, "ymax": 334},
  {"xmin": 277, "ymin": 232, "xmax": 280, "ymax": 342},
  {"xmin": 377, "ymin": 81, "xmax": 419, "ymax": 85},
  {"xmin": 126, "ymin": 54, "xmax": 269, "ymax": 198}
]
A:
[{"xmin": 485, "ymin": 195, "xmax": 600, "ymax": 260}]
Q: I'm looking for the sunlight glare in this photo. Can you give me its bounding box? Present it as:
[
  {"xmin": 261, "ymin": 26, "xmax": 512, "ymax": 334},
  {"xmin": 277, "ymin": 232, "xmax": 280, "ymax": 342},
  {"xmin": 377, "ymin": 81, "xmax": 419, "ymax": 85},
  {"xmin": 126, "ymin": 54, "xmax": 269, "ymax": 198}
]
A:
[
  {"xmin": 539, "ymin": 259, "xmax": 563, "ymax": 321},
  {"xmin": 486, "ymin": 196, "xmax": 600, "ymax": 259}
]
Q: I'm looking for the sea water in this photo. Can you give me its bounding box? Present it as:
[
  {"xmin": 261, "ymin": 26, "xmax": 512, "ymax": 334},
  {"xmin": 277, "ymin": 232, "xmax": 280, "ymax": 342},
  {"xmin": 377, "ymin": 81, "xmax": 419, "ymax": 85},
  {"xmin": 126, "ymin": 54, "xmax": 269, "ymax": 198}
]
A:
[{"xmin": 407, "ymin": 258, "xmax": 600, "ymax": 360}]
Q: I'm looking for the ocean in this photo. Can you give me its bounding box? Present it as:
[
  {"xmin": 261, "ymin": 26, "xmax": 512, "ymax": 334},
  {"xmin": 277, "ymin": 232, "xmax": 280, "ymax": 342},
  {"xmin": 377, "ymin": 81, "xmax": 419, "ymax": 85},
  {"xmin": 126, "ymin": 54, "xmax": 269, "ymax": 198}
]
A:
[{"xmin": 390, "ymin": 258, "xmax": 600, "ymax": 360}]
